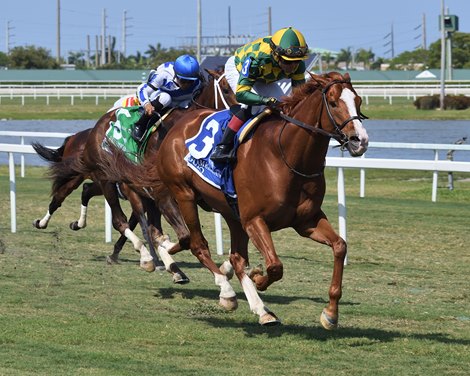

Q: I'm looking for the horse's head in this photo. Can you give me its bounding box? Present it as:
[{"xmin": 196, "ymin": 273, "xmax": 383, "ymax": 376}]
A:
[
  {"xmin": 195, "ymin": 68, "xmax": 237, "ymax": 110},
  {"xmin": 305, "ymin": 72, "xmax": 369, "ymax": 157}
]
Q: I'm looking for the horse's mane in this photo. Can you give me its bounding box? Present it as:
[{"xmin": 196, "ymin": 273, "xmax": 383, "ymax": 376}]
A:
[{"xmin": 281, "ymin": 72, "xmax": 345, "ymax": 113}]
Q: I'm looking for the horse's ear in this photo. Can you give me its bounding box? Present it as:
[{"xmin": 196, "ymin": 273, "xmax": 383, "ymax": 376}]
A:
[
  {"xmin": 205, "ymin": 68, "xmax": 219, "ymax": 79},
  {"xmin": 343, "ymin": 72, "xmax": 351, "ymax": 81},
  {"xmin": 309, "ymin": 72, "xmax": 328, "ymax": 87}
]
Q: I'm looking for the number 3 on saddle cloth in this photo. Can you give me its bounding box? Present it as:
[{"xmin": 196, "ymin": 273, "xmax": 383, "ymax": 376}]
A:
[{"xmin": 185, "ymin": 109, "xmax": 264, "ymax": 201}]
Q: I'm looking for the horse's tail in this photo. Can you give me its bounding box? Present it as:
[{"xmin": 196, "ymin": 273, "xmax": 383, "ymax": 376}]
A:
[
  {"xmin": 32, "ymin": 139, "xmax": 69, "ymax": 163},
  {"xmin": 99, "ymin": 140, "xmax": 157, "ymax": 189}
]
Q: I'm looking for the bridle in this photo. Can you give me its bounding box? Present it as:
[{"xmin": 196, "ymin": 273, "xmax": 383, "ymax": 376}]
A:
[
  {"xmin": 280, "ymin": 79, "xmax": 368, "ymax": 143},
  {"xmin": 277, "ymin": 78, "xmax": 368, "ymax": 178},
  {"xmin": 191, "ymin": 73, "xmax": 231, "ymax": 110}
]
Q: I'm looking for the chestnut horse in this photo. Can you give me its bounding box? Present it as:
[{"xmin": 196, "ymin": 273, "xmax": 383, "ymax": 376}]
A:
[
  {"xmin": 59, "ymin": 69, "xmax": 237, "ymax": 277},
  {"xmin": 105, "ymin": 72, "xmax": 369, "ymax": 327}
]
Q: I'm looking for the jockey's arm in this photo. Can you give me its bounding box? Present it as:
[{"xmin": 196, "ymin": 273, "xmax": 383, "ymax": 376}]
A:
[
  {"xmin": 136, "ymin": 69, "xmax": 165, "ymax": 113},
  {"xmin": 235, "ymin": 77, "xmax": 267, "ymax": 106},
  {"xmin": 137, "ymin": 83, "xmax": 155, "ymax": 108},
  {"xmin": 291, "ymin": 67, "xmax": 307, "ymax": 87}
]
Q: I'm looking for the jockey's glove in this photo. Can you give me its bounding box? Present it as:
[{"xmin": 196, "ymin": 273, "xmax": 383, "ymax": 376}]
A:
[{"xmin": 263, "ymin": 96, "xmax": 280, "ymax": 109}]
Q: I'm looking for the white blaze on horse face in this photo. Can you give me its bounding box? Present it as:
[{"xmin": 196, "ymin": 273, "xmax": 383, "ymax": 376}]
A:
[{"xmin": 339, "ymin": 88, "xmax": 369, "ymax": 147}]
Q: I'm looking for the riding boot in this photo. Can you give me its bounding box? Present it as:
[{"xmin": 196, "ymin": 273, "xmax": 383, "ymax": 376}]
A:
[
  {"xmin": 131, "ymin": 114, "xmax": 152, "ymax": 142},
  {"xmin": 131, "ymin": 101, "xmax": 164, "ymax": 143},
  {"xmin": 210, "ymin": 126, "xmax": 238, "ymax": 163}
]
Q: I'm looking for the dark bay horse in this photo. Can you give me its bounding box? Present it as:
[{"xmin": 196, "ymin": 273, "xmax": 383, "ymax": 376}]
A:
[
  {"xmin": 33, "ymin": 133, "xmax": 142, "ymax": 260},
  {"xmin": 105, "ymin": 72, "xmax": 369, "ymax": 327},
  {"xmin": 58, "ymin": 69, "xmax": 237, "ymax": 277}
]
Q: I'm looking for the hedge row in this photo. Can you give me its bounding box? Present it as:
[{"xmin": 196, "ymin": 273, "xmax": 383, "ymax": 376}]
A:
[{"xmin": 414, "ymin": 95, "xmax": 470, "ymax": 110}]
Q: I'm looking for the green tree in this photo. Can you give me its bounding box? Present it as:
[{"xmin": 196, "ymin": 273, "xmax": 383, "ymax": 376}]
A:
[
  {"xmin": 337, "ymin": 47, "xmax": 352, "ymax": 69},
  {"xmin": 67, "ymin": 51, "xmax": 86, "ymax": 68},
  {"xmin": 0, "ymin": 51, "xmax": 8, "ymax": 67},
  {"xmin": 427, "ymin": 32, "xmax": 470, "ymax": 69},
  {"xmin": 355, "ymin": 48, "xmax": 375, "ymax": 69},
  {"xmin": 389, "ymin": 48, "xmax": 430, "ymax": 69},
  {"xmin": 144, "ymin": 44, "xmax": 196, "ymax": 68},
  {"xmin": 450, "ymin": 32, "xmax": 470, "ymax": 68},
  {"xmin": 9, "ymin": 46, "xmax": 59, "ymax": 69}
]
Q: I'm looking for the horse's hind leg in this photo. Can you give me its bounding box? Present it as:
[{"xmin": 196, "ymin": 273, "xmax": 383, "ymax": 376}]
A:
[
  {"xmin": 70, "ymin": 182, "xmax": 103, "ymax": 230},
  {"xmin": 33, "ymin": 175, "xmax": 84, "ymax": 229},
  {"xmin": 156, "ymin": 194, "xmax": 190, "ymax": 255},
  {"xmin": 295, "ymin": 211, "xmax": 346, "ymax": 330}
]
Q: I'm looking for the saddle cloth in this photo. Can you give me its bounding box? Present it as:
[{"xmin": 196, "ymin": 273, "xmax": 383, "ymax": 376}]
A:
[
  {"xmin": 102, "ymin": 106, "xmax": 174, "ymax": 163},
  {"xmin": 184, "ymin": 109, "xmax": 269, "ymax": 198}
]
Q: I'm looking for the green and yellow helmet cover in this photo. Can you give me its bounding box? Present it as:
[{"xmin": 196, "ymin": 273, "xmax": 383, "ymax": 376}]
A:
[{"xmin": 270, "ymin": 27, "xmax": 308, "ymax": 61}]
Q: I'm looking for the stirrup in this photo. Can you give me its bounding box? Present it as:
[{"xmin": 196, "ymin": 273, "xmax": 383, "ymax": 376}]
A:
[
  {"xmin": 131, "ymin": 127, "xmax": 146, "ymax": 143},
  {"xmin": 210, "ymin": 146, "xmax": 236, "ymax": 164}
]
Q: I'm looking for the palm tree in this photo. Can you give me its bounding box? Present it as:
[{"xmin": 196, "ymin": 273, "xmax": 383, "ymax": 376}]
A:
[{"xmin": 337, "ymin": 47, "xmax": 353, "ymax": 69}]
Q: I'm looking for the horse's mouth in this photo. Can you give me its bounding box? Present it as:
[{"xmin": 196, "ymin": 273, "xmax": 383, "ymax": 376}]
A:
[{"xmin": 345, "ymin": 136, "xmax": 368, "ymax": 157}]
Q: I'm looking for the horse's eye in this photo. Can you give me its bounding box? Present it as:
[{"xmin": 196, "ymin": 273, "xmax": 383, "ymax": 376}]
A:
[{"xmin": 329, "ymin": 101, "xmax": 337, "ymax": 108}]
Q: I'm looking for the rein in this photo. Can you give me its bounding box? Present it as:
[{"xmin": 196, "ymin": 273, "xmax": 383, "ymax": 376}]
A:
[
  {"xmin": 276, "ymin": 78, "xmax": 368, "ymax": 178},
  {"xmin": 191, "ymin": 73, "xmax": 230, "ymax": 110}
]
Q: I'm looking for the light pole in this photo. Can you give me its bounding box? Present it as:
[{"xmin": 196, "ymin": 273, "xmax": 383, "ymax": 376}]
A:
[{"xmin": 439, "ymin": 0, "xmax": 446, "ymax": 110}]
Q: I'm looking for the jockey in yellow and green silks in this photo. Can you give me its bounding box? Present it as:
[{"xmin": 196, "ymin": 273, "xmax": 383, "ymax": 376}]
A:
[{"xmin": 211, "ymin": 27, "xmax": 309, "ymax": 164}]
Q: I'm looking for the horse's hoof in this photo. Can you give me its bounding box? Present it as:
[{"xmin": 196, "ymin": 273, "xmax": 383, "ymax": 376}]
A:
[
  {"xmin": 140, "ymin": 261, "xmax": 156, "ymax": 273},
  {"xmin": 172, "ymin": 272, "xmax": 190, "ymax": 284},
  {"xmin": 259, "ymin": 311, "xmax": 281, "ymax": 326},
  {"xmin": 320, "ymin": 309, "xmax": 338, "ymax": 330},
  {"xmin": 106, "ymin": 254, "xmax": 120, "ymax": 265},
  {"xmin": 69, "ymin": 221, "xmax": 82, "ymax": 231},
  {"xmin": 246, "ymin": 264, "xmax": 264, "ymax": 279},
  {"xmin": 219, "ymin": 296, "xmax": 238, "ymax": 311},
  {"xmin": 33, "ymin": 219, "xmax": 45, "ymax": 229},
  {"xmin": 219, "ymin": 261, "xmax": 234, "ymax": 280}
]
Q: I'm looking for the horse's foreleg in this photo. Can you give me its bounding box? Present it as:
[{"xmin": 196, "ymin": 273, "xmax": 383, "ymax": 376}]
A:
[
  {"xmin": 69, "ymin": 182, "xmax": 103, "ymax": 231},
  {"xmin": 227, "ymin": 227, "xmax": 280, "ymax": 325},
  {"xmin": 227, "ymin": 218, "xmax": 279, "ymax": 324},
  {"xmin": 296, "ymin": 211, "xmax": 346, "ymax": 330},
  {"xmin": 34, "ymin": 175, "xmax": 84, "ymax": 229},
  {"xmin": 244, "ymin": 216, "xmax": 283, "ymax": 291}
]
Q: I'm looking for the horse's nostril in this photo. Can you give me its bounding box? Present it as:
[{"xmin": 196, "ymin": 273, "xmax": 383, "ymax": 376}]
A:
[{"xmin": 349, "ymin": 135, "xmax": 360, "ymax": 143}]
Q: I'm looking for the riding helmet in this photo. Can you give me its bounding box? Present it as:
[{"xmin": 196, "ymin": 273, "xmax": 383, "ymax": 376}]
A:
[
  {"xmin": 174, "ymin": 54, "xmax": 200, "ymax": 80},
  {"xmin": 270, "ymin": 27, "xmax": 309, "ymax": 61}
]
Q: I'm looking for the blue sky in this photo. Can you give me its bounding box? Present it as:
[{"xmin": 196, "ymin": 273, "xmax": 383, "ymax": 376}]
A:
[{"xmin": 0, "ymin": 0, "xmax": 468, "ymax": 59}]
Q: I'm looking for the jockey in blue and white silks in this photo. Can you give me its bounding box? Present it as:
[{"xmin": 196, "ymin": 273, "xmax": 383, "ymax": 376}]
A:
[{"xmin": 131, "ymin": 54, "xmax": 203, "ymax": 142}]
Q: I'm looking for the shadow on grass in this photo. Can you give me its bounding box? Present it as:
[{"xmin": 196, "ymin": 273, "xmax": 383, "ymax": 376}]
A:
[
  {"xmin": 92, "ymin": 255, "xmax": 139, "ymax": 264},
  {"xmin": 153, "ymin": 286, "xmax": 469, "ymax": 346},
  {"xmin": 195, "ymin": 316, "xmax": 470, "ymax": 346},
  {"xmin": 91, "ymin": 255, "xmax": 203, "ymax": 269},
  {"xmin": 153, "ymin": 286, "xmax": 360, "ymax": 307}
]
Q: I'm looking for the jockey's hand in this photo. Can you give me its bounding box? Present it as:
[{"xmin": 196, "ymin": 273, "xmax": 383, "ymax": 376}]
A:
[
  {"xmin": 263, "ymin": 96, "xmax": 280, "ymax": 109},
  {"xmin": 144, "ymin": 102, "xmax": 154, "ymax": 116}
]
